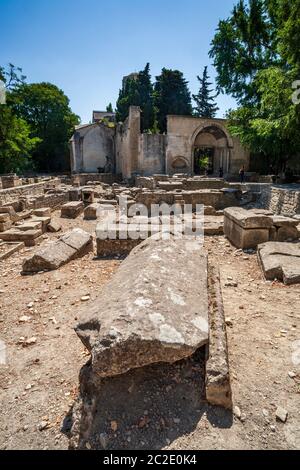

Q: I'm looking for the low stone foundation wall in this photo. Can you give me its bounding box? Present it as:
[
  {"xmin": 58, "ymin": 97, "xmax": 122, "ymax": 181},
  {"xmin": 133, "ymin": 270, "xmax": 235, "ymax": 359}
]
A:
[
  {"xmin": 30, "ymin": 192, "xmax": 69, "ymax": 210},
  {"xmin": 0, "ymin": 182, "xmax": 49, "ymax": 206},
  {"xmin": 135, "ymin": 189, "xmax": 241, "ymax": 211},
  {"xmin": 260, "ymin": 186, "xmax": 300, "ymax": 216},
  {"xmin": 72, "ymin": 173, "xmax": 122, "ymax": 186}
]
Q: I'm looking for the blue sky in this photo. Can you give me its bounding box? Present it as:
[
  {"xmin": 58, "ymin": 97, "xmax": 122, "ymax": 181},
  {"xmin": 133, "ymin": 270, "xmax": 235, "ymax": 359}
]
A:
[{"xmin": 1, "ymin": 0, "xmax": 237, "ymax": 123}]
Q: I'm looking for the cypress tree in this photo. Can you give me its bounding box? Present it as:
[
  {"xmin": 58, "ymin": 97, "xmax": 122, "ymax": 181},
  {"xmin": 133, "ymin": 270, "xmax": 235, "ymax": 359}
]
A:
[
  {"xmin": 192, "ymin": 66, "xmax": 219, "ymax": 118},
  {"xmin": 154, "ymin": 68, "xmax": 193, "ymax": 133}
]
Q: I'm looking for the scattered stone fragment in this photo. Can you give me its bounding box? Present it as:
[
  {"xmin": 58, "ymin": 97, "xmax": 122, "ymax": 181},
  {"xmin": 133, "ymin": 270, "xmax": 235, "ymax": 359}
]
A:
[
  {"xmin": 276, "ymin": 407, "xmax": 288, "ymax": 423},
  {"xmin": 234, "ymin": 406, "xmax": 242, "ymax": 419}
]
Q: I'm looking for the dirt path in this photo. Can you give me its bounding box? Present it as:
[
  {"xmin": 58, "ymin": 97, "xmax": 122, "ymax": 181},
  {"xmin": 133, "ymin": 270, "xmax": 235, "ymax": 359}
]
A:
[{"xmin": 0, "ymin": 213, "xmax": 299, "ymax": 450}]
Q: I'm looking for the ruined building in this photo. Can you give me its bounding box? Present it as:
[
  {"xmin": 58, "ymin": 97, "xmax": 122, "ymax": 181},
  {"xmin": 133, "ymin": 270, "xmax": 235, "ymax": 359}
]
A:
[{"xmin": 70, "ymin": 106, "xmax": 250, "ymax": 179}]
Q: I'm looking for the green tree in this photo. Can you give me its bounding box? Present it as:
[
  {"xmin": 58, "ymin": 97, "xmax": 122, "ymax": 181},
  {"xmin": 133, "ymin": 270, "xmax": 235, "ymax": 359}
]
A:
[
  {"xmin": 0, "ymin": 63, "xmax": 26, "ymax": 91},
  {"xmin": 137, "ymin": 63, "xmax": 155, "ymax": 132},
  {"xmin": 209, "ymin": 0, "xmax": 280, "ymax": 104},
  {"xmin": 10, "ymin": 83, "xmax": 80, "ymax": 172},
  {"xmin": 210, "ymin": 0, "xmax": 300, "ymax": 170},
  {"xmin": 192, "ymin": 66, "xmax": 219, "ymax": 118},
  {"xmin": 115, "ymin": 64, "xmax": 155, "ymax": 131},
  {"xmin": 106, "ymin": 103, "xmax": 113, "ymax": 113},
  {"xmin": 154, "ymin": 68, "xmax": 193, "ymax": 133},
  {"xmin": 0, "ymin": 64, "xmax": 38, "ymax": 173},
  {"xmin": 115, "ymin": 76, "xmax": 139, "ymax": 123},
  {"xmin": 0, "ymin": 106, "xmax": 39, "ymax": 173}
]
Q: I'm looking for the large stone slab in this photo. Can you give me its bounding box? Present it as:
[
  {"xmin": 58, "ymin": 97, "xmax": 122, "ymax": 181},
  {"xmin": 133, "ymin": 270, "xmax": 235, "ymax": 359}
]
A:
[
  {"xmin": 258, "ymin": 242, "xmax": 300, "ymax": 285},
  {"xmin": 75, "ymin": 236, "xmax": 209, "ymax": 377},
  {"xmin": 22, "ymin": 228, "xmax": 93, "ymax": 273}
]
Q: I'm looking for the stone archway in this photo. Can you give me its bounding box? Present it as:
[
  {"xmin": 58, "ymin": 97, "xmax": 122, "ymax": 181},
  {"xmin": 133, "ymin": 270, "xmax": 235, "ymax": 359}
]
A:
[{"xmin": 191, "ymin": 123, "xmax": 233, "ymax": 176}]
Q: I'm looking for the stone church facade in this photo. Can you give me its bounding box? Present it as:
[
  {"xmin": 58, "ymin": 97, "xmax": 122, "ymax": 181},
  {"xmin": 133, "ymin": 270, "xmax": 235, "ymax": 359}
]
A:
[{"xmin": 70, "ymin": 106, "xmax": 250, "ymax": 179}]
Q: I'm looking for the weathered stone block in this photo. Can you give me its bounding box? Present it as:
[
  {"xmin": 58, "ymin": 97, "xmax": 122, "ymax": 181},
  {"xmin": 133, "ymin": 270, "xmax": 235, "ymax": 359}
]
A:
[
  {"xmin": 33, "ymin": 207, "xmax": 51, "ymax": 218},
  {"xmin": 61, "ymin": 201, "xmax": 84, "ymax": 219},
  {"xmin": 31, "ymin": 216, "xmax": 51, "ymax": 233},
  {"xmin": 0, "ymin": 229, "xmax": 43, "ymax": 246},
  {"xmin": 224, "ymin": 215, "xmax": 270, "ymax": 249},
  {"xmin": 22, "ymin": 228, "xmax": 93, "ymax": 273},
  {"xmin": 277, "ymin": 225, "xmax": 299, "ymax": 242},
  {"xmin": 47, "ymin": 220, "xmax": 62, "ymax": 233},
  {"xmin": 224, "ymin": 207, "xmax": 273, "ymax": 229},
  {"xmin": 75, "ymin": 236, "xmax": 209, "ymax": 378},
  {"xmin": 84, "ymin": 203, "xmax": 100, "ymax": 220},
  {"xmin": 0, "ymin": 220, "xmax": 12, "ymax": 232},
  {"xmin": 206, "ymin": 265, "xmax": 232, "ymax": 409},
  {"xmin": 258, "ymin": 242, "xmax": 300, "ymax": 285}
]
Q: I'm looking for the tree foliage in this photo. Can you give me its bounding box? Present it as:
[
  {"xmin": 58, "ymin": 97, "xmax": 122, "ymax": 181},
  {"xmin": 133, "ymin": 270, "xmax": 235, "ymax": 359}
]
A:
[
  {"xmin": 0, "ymin": 106, "xmax": 40, "ymax": 174},
  {"xmin": 116, "ymin": 64, "xmax": 155, "ymax": 132},
  {"xmin": 10, "ymin": 82, "xmax": 80, "ymax": 172},
  {"xmin": 210, "ymin": 0, "xmax": 300, "ymax": 170},
  {"xmin": 192, "ymin": 66, "xmax": 219, "ymax": 118},
  {"xmin": 0, "ymin": 64, "xmax": 38, "ymax": 173},
  {"xmin": 154, "ymin": 68, "xmax": 193, "ymax": 133}
]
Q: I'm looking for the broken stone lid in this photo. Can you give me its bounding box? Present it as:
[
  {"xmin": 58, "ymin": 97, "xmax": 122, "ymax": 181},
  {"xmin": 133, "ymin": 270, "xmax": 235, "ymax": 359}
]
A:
[
  {"xmin": 75, "ymin": 235, "xmax": 209, "ymax": 378},
  {"xmin": 258, "ymin": 241, "xmax": 300, "ymax": 285}
]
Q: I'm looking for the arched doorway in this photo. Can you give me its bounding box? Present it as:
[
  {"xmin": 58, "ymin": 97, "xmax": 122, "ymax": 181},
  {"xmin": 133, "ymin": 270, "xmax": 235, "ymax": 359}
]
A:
[{"xmin": 192, "ymin": 124, "xmax": 232, "ymax": 176}]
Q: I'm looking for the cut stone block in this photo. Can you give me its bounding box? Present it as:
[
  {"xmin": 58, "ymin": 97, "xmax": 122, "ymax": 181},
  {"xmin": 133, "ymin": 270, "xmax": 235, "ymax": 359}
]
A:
[
  {"xmin": 47, "ymin": 220, "xmax": 62, "ymax": 233},
  {"xmin": 16, "ymin": 221, "xmax": 43, "ymax": 232},
  {"xmin": 82, "ymin": 188, "xmax": 95, "ymax": 205},
  {"xmin": 258, "ymin": 242, "xmax": 300, "ymax": 285},
  {"xmin": 0, "ymin": 213, "xmax": 10, "ymax": 223},
  {"xmin": 33, "ymin": 207, "xmax": 51, "ymax": 218},
  {"xmin": 69, "ymin": 188, "xmax": 81, "ymax": 201},
  {"xmin": 22, "ymin": 228, "xmax": 93, "ymax": 273},
  {"xmin": 0, "ymin": 220, "xmax": 12, "ymax": 232},
  {"xmin": 76, "ymin": 236, "xmax": 209, "ymax": 378},
  {"xmin": 98, "ymin": 199, "xmax": 117, "ymax": 206},
  {"xmin": 0, "ymin": 206, "xmax": 18, "ymax": 222},
  {"xmin": 224, "ymin": 207, "xmax": 273, "ymax": 229},
  {"xmin": 206, "ymin": 265, "xmax": 232, "ymax": 409},
  {"xmin": 84, "ymin": 203, "xmax": 100, "ymax": 220},
  {"xmin": 272, "ymin": 216, "xmax": 299, "ymax": 227},
  {"xmin": 0, "ymin": 229, "xmax": 43, "ymax": 247},
  {"xmin": 61, "ymin": 201, "xmax": 84, "ymax": 219},
  {"xmin": 31, "ymin": 216, "xmax": 51, "ymax": 233},
  {"xmin": 204, "ymin": 216, "xmax": 224, "ymax": 236},
  {"xmin": 277, "ymin": 225, "xmax": 299, "ymax": 242},
  {"xmin": 224, "ymin": 215, "xmax": 270, "ymax": 249}
]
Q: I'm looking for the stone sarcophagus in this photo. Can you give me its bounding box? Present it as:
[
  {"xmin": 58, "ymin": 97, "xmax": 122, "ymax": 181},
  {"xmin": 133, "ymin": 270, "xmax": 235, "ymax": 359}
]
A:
[{"xmin": 224, "ymin": 207, "xmax": 273, "ymax": 249}]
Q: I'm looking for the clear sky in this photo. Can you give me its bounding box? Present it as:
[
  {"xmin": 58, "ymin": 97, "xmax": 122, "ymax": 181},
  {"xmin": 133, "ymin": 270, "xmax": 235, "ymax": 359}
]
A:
[{"xmin": 1, "ymin": 0, "xmax": 237, "ymax": 124}]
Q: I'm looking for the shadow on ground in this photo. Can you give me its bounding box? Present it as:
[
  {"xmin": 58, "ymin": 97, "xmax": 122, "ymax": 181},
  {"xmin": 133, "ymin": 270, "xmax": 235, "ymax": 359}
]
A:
[{"xmin": 63, "ymin": 348, "xmax": 233, "ymax": 450}]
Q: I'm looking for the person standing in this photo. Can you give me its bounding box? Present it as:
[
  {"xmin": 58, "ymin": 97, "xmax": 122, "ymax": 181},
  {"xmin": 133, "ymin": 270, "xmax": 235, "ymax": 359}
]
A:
[{"xmin": 239, "ymin": 166, "xmax": 245, "ymax": 184}]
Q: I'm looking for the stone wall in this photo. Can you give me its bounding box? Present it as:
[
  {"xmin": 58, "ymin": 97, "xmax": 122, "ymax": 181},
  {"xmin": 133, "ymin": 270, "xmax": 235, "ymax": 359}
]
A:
[
  {"xmin": 139, "ymin": 134, "xmax": 166, "ymax": 176},
  {"xmin": 70, "ymin": 123, "xmax": 115, "ymax": 174},
  {"xmin": 260, "ymin": 186, "xmax": 300, "ymax": 216},
  {"xmin": 72, "ymin": 173, "xmax": 121, "ymax": 186},
  {"xmin": 166, "ymin": 115, "xmax": 250, "ymax": 177},
  {"xmin": 0, "ymin": 182, "xmax": 51, "ymax": 206}
]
